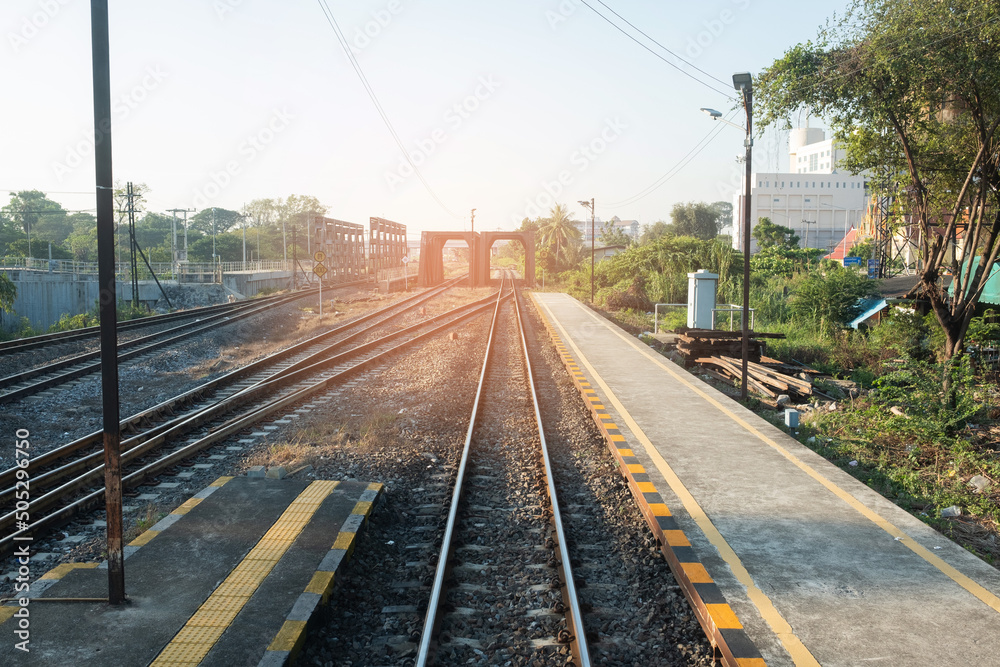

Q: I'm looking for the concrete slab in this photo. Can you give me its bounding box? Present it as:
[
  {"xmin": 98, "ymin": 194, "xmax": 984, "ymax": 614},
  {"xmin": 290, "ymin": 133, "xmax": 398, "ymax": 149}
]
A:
[
  {"xmin": 1, "ymin": 476, "xmax": 382, "ymax": 666},
  {"xmin": 532, "ymin": 292, "xmax": 1000, "ymax": 667}
]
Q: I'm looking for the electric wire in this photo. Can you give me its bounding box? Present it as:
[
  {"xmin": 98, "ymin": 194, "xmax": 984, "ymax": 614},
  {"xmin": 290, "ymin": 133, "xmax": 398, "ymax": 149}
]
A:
[
  {"xmin": 315, "ymin": 0, "xmax": 462, "ymax": 219},
  {"xmin": 603, "ymin": 109, "xmax": 738, "ymax": 208},
  {"xmin": 592, "ymin": 0, "xmax": 732, "ymax": 90},
  {"xmin": 578, "ymin": 0, "xmax": 735, "ymax": 99}
]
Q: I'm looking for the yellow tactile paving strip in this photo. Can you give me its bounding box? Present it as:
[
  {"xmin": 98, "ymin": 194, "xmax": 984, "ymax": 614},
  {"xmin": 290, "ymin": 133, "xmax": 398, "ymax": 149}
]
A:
[
  {"xmin": 531, "ymin": 293, "xmax": 768, "ymax": 667},
  {"xmin": 150, "ymin": 479, "xmax": 340, "ymax": 666}
]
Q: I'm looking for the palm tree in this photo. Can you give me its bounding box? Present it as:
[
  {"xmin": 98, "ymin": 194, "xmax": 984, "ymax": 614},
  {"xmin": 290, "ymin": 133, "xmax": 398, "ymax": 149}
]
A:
[{"xmin": 539, "ymin": 203, "xmax": 582, "ymax": 269}]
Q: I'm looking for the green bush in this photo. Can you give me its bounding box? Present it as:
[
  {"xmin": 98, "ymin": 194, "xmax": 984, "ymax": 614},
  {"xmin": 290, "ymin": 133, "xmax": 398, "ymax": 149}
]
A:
[{"xmin": 789, "ymin": 265, "xmax": 879, "ymax": 330}]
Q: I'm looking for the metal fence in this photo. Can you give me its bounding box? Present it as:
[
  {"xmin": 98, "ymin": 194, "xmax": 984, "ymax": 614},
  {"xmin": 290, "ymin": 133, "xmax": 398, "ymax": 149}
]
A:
[{"xmin": 653, "ymin": 302, "xmax": 757, "ymax": 333}]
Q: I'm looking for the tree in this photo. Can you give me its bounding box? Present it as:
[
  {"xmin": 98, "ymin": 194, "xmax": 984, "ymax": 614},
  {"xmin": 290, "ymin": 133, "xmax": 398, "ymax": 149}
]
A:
[
  {"xmin": 598, "ymin": 220, "xmax": 633, "ymax": 247},
  {"xmin": 710, "ymin": 201, "xmax": 734, "ymax": 231},
  {"xmin": 538, "ymin": 203, "xmax": 582, "ymax": 270},
  {"xmin": 0, "ymin": 272, "xmax": 16, "ymax": 313},
  {"xmin": 789, "ymin": 264, "xmax": 879, "ymax": 329},
  {"xmin": 752, "ymin": 217, "xmax": 799, "ymax": 249},
  {"xmin": 189, "ymin": 208, "xmax": 243, "ymax": 235},
  {"xmin": 1, "ymin": 191, "xmax": 68, "ymax": 256},
  {"xmin": 755, "ymin": 0, "xmax": 1000, "ymax": 360},
  {"xmin": 639, "ymin": 221, "xmax": 671, "ymax": 244},
  {"xmin": 668, "ymin": 202, "xmax": 721, "ymax": 240}
]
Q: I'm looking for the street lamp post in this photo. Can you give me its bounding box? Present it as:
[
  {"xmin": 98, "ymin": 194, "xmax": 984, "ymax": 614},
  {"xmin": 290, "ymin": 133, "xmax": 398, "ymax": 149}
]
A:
[
  {"xmin": 733, "ymin": 71, "xmax": 753, "ymax": 401},
  {"xmin": 579, "ymin": 198, "xmax": 595, "ymax": 303}
]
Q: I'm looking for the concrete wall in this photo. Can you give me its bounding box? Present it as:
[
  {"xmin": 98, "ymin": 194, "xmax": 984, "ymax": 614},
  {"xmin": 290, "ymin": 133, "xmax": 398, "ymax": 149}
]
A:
[
  {"xmin": 1, "ymin": 269, "xmax": 297, "ymax": 332},
  {"xmin": 2, "ymin": 269, "xmax": 103, "ymax": 331},
  {"xmin": 222, "ymin": 270, "xmax": 293, "ymax": 298}
]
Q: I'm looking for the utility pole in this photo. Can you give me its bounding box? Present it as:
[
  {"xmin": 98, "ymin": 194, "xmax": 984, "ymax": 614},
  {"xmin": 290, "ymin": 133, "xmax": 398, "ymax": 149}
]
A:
[
  {"xmin": 578, "ymin": 199, "xmax": 595, "ymax": 302},
  {"xmin": 91, "ymin": 0, "xmax": 126, "ymax": 605},
  {"xmin": 589, "ymin": 198, "xmax": 595, "ymax": 303},
  {"xmin": 212, "ymin": 207, "xmax": 217, "ymax": 262},
  {"xmin": 734, "ymin": 71, "xmax": 754, "ymax": 402},
  {"xmin": 126, "ymin": 182, "xmax": 139, "ymax": 308},
  {"xmin": 167, "ymin": 208, "xmax": 194, "ymax": 278},
  {"xmin": 240, "ymin": 206, "xmax": 247, "ymax": 264}
]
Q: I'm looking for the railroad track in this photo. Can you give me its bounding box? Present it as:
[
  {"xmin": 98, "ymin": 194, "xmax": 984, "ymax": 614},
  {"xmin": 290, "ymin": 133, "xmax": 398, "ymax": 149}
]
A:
[
  {"xmin": 0, "ymin": 279, "xmax": 500, "ymax": 554},
  {"xmin": 409, "ymin": 276, "xmax": 591, "ymax": 666},
  {"xmin": 0, "ymin": 287, "xmax": 324, "ymax": 404},
  {"xmin": 0, "ymin": 277, "xmax": 376, "ymax": 357}
]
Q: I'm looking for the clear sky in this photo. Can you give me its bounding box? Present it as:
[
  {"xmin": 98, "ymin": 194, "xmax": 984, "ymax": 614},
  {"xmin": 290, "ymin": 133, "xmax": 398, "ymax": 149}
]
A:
[{"xmin": 1, "ymin": 0, "xmax": 850, "ymax": 238}]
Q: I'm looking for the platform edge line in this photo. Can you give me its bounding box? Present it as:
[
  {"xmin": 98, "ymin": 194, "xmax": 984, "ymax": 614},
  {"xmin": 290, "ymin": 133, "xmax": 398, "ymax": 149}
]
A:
[
  {"xmin": 529, "ymin": 293, "xmax": 768, "ymax": 667},
  {"xmin": 257, "ymin": 482, "xmax": 385, "ymax": 667},
  {"xmin": 568, "ymin": 294, "xmax": 1000, "ymax": 616}
]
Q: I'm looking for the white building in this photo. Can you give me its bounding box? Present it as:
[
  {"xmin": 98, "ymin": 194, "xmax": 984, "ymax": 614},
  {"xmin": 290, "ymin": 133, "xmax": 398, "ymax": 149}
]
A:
[
  {"xmin": 734, "ymin": 127, "xmax": 868, "ymax": 254},
  {"xmin": 574, "ymin": 216, "xmax": 639, "ymax": 243}
]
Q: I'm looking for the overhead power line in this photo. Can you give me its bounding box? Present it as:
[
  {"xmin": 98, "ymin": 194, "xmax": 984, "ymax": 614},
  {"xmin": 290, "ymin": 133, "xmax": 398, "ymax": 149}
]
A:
[
  {"xmin": 592, "ymin": 0, "xmax": 732, "ymax": 90},
  {"xmin": 603, "ymin": 109, "xmax": 738, "ymax": 208},
  {"xmin": 315, "ymin": 0, "xmax": 462, "ymax": 219},
  {"xmin": 578, "ymin": 0, "xmax": 735, "ymax": 99}
]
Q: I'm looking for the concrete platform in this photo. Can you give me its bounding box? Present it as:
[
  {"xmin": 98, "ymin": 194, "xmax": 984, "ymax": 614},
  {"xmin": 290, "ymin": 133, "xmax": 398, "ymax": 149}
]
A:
[
  {"xmin": 1, "ymin": 476, "xmax": 381, "ymax": 666},
  {"xmin": 532, "ymin": 292, "xmax": 1000, "ymax": 667}
]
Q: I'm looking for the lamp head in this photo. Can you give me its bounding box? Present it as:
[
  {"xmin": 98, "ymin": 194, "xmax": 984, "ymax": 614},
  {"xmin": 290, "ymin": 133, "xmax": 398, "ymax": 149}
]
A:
[
  {"xmin": 700, "ymin": 107, "xmax": 722, "ymax": 119},
  {"xmin": 732, "ymin": 71, "xmax": 752, "ymax": 91},
  {"xmin": 578, "ymin": 200, "xmax": 592, "ymax": 209}
]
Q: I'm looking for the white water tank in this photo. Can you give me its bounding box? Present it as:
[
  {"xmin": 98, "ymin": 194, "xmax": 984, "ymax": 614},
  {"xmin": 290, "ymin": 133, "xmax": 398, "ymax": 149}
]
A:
[
  {"xmin": 789, "ymin": 126, "xmax": 825, "ymax": 155},
  {"xmin": 687, "ymin": 270, "xmax": 719, "ymax": 329}
]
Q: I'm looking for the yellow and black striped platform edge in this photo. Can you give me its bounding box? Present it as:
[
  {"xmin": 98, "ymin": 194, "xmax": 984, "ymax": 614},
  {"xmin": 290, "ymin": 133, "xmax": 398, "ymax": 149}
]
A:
[
  {"xmin": 529, "ymin": 295, "xmax": 766, "ymax": 667},
  {"xmin": 258, "ymin": 481, "xmax": 383, "ymax": 667}
]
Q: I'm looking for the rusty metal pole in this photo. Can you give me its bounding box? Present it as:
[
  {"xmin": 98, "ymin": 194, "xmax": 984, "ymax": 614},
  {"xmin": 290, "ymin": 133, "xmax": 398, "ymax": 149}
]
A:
[{"xmin": 90, "ymin": 0, "xmax": 125, "ymax": 604}]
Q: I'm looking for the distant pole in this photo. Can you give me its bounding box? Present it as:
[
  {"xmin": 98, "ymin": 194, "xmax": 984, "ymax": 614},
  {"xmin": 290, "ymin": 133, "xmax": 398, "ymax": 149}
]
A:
[
  {"xmin": 590, "ymin": 197, "xmax": 595, "ymax": 303},
  {"xmin": 579, "ymin": 199, "xmax": 596, "ymax": 302},
  {"xmin": 734, "ymin": 71, "xmax": 754, "ymax": 402},
  {"xmin": 91, "ymin": 0, "xmax": 125, "ymax": 605},
  {"xmin": 212, "ymin": 207, "xmax": 216, "ymax": 261}
]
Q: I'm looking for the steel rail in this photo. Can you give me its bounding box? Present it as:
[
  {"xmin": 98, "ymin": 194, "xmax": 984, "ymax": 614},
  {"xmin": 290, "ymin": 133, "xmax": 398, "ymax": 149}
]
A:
[
  {"xmin": 513, "ymin": 283, "xmax": 592, "ymax": 666},
  {"xmin": 0, "ymin": 278, "xmax": 467, "ymax": 495},
  {"xmin": 0, "ymin": 284, "xmax": 505, "ymax": 554},
  {"xmin": 415, "ymin": 278, "xmax": 509, "ymax": 666},
  {"xmin": 0, "ymin": 288, "xmax": 320, "ymax": 403},
  {"xmin": 0, "ymin": 300, "xmax": 245, "ymax": 355}
]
